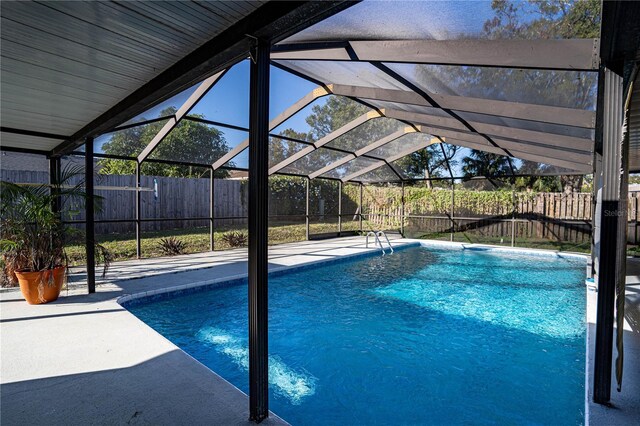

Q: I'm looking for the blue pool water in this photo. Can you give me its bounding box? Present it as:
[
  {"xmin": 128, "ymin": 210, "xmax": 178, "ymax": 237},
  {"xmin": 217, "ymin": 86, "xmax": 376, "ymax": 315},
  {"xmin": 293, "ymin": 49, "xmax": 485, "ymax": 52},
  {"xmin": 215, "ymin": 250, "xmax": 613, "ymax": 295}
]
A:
[{"xmin": 128, "ymin": 245, "xmax": 587, "ymax": 425}]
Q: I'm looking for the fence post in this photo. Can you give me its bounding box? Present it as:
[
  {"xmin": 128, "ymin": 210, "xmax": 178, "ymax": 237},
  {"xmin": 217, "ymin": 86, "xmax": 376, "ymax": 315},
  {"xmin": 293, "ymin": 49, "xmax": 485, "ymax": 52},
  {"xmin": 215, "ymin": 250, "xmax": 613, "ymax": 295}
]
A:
[
  {"xmin": 338, "ymin": 180, "xmax": 342, "ymax": 236},
  {"xmin": 135, "ymin": 161, "xmax": 141, "ymax": 259},
  {"xmin": 543, "ymin": 195, "xmax": 548, "ymax": 238},
  {"xmin": 210, "ymin": 167, "xmax": 215, "ymax": 251},
  {"xmin": 306, "ymin": 178, "xmax": 310, "ymax": 240}
]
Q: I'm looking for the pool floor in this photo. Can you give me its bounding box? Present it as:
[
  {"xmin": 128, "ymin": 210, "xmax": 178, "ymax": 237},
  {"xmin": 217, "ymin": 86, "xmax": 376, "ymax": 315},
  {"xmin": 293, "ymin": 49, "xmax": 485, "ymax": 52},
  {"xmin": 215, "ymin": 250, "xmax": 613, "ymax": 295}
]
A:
[{"xmin": 129, "ymin": 245, "xmax": 587, "ymax": 425}]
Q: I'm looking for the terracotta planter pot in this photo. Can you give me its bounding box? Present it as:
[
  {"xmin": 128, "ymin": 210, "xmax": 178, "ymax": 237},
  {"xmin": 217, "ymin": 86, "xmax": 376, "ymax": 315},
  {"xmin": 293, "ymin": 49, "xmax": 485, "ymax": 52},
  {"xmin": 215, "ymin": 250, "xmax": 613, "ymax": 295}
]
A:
[{"xmin": 15, "ymin": 266, "xmax": 65, "ymax": 305}]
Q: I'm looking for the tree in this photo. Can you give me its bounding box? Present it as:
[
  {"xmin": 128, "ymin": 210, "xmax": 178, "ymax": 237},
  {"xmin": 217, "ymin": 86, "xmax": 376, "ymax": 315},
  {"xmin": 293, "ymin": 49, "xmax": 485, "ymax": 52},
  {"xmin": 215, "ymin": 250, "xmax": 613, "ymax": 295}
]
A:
[
  {"xmin": 394, "ymin": 143, "xmax": 457, "ymax": 188},
  {"xmin": 484, "ymin": 0, "xmax": 600, "ymax": 39},
  {"xmin": 269, "ymin": 129, "xmax": 313, "ymax": 171},
  {"xmin": 410, "ymin": 0, "xmax": 600, "ymax": 192},
  {"xmin": 272, "ymin": 97, "xmax": 402, "ymax": 178},
  {"xmin": 99, "ymin": 107, "xmax": 231, "ymax": 178},
  {"xmin": 461, "ymin": 150, "xmax": 512, "ymax": 189},
  {"xmin": 514, "ymin": 160, "xmax": 561, "ymax": 192},
  {"xmin": 306, "ymin": 96, "xmax": 369, "ymax": 140},
  {"xmin": 484, "ymin": 0, "xmax": 599, "ymax": 193}
]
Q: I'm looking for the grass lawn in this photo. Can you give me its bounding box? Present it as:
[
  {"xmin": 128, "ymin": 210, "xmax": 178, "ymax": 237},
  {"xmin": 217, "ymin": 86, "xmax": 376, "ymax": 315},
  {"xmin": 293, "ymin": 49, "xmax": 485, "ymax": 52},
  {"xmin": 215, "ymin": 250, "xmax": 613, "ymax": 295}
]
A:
[
  {"xmin": 65, "ymin": 222, "xmax": 344, "ymax": 265},
  {"xmin": 62, "ymin": 219, "xmax": 601, "ymax": 267}
]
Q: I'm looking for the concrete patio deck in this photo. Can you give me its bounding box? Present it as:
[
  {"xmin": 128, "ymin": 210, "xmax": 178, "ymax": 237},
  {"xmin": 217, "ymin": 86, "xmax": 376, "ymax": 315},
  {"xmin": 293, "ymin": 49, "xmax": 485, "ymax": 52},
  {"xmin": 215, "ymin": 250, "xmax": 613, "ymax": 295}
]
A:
[
  {"xmin": 1, "ymin": 236, "xmax": 638, "ymax": 425},
  {"xmin": 0, "ymin": 236, "xmax": 410, "ymax": 425},
  {"xmin": 587, "ymin": 258, "xmax": 640, "ymax": 425}
]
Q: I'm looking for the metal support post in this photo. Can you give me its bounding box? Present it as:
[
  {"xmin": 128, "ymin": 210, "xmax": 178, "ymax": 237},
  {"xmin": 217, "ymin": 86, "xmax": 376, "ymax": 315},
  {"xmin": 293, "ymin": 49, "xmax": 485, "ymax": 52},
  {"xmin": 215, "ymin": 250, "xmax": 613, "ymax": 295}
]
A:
[
  {"xmin": 593, "ymin": 67, "xmax": 626, "ymax": 404},
  {"xmin": 85, "ymin": 138, "xmax": 95, "ymax": 294},
  {"xmin": 135, "ymin": 161, "xmax": 141, "ymax": 259},
  {"xmin": 511, "ymin": 185, "xmax": 516, "ymax": 247},
  {"xmin": 247, "ymin": 39, "xmax": 270, "ymax": 423},
  {"xmin": 450, "ymin": 179, "xmax": 455, "ymax": 242},
  {"xmin": 359, "ymin": 183, "xmax": 363, "ymax": 232},
  {"xmin": 338, "ymin": 181, "xmax": 342, "ymax": 235},
  {"xmin": 210, "ymin": 167, "xmax": 215, "ymax": 251},
  {"xmin": 591, "ymin": 153, "xmax": 603, "ymax": 278}
]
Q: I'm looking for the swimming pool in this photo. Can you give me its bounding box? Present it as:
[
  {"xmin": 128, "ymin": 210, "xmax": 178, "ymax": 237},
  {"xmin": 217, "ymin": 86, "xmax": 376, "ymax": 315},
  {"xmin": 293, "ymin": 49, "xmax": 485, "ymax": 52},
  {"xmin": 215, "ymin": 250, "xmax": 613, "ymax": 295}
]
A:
[{"xmin": 127, "ymin": 244, "xmax": 587, "ymax": 425}]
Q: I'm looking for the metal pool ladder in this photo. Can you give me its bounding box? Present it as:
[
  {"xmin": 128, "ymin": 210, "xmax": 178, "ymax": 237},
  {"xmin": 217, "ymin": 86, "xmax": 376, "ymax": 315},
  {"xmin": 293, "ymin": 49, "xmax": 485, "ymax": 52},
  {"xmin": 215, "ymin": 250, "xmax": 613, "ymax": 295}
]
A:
[{"xmin": 365, "ymin": 231, "xmax": 394, "ymax": 255}]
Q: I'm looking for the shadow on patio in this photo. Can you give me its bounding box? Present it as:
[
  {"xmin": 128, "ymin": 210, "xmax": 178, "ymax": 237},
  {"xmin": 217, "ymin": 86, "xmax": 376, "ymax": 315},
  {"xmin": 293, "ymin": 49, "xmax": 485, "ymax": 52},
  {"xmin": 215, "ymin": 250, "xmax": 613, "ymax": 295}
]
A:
[{"xmin": 0, "ymin": 350, "xmax": 285, "ymax": 425}]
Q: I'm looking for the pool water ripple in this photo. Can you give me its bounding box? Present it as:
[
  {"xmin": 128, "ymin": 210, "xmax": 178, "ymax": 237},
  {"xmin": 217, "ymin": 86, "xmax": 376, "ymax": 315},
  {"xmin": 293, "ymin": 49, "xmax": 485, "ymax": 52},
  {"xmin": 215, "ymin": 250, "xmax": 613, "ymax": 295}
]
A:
[{"xmin": 129, "ymin": 246, "xmax": 586, "ymax": 425}]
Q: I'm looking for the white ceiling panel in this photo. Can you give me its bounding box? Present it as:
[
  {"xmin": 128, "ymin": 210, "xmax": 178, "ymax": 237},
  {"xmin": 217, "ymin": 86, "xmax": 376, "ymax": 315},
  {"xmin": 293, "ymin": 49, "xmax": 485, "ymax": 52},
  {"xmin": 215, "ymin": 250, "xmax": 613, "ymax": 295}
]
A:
[{"xmin": 0, "ymin": 0, "xmax": 265, "ymax": 151}]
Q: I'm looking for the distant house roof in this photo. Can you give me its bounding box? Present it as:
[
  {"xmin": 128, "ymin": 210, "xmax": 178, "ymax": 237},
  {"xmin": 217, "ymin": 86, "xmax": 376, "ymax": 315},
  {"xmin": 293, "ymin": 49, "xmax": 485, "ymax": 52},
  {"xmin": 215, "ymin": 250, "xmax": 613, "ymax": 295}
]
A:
[
  {"xmin": 1, "ymin": 152, "xmax": 48, "ymax": 172},
  {"xmin": 227, "ymin": 170, "xmax": 248, "ymax": 180}
]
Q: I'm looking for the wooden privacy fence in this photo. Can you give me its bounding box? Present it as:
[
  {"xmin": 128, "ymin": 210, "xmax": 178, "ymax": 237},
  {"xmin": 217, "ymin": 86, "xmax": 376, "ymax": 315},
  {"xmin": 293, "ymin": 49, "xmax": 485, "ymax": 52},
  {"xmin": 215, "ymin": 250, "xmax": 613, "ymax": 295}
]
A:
[
  {"xmin": 363, "ymin": 189, "xmax": 640, "ymax": 245},
  {"xmin": 1, "ymin": 171, "xmax": 248, "ymax": 234},
  {"xmin": 3, "ymin": 169, "xmax": 640, "ymax": 244}
]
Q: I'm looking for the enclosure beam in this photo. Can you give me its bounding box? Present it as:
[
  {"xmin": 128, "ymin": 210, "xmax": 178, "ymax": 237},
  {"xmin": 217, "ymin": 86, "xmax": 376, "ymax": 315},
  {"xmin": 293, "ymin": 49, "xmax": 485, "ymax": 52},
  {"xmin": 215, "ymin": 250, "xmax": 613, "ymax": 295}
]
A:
[
  {"xmin": 593, "ymin": 67, "xmax": 626, "ymax": 404},
  {"xmin": 370, "ymin": 63, "xmax": 516, "ymax": 161},
  {"xmin": 210, "ymin": 167, "xmax": 215, "ymax": 251},
  {"xmin": 137, "ymin": 70, "xmax": 227, "ymax": 163},
  {"xmin": 439, "ymin": 141, "xmax": 455, "ymax": 181},
  {"xmin": 441, "ymin": 138, "xmax": 592, "ymax": 172},
  {"xmin": 382, "ymin": 109, "xmax": 594, "ymax": 153},
  {"xmin": 84, "ymin": 137, "xmax": 96, "ymax": 294},
  {"xmin": 450, "ymin": 136, "xmax": 592, "ymax": 167},
  {"xmin": 308, "ymin": 127, "xmax": 415, "ymax": 179},
  {"xmin": 268, "ymin": 110, "xmax": 383, "ymax": 175},
  {"xmin": 1, "ymin": 126, "xmax": 68, "ymax": 141},
  {"xmin": 386, "ymin": 159, "xmax": 406, "ymax": 182},
  {"xmin": 511, "ymin": 186, "xmax": 516, "ymax": 247},
  {"xmin": 272, "ymin": 38, "xmax": 600, "ymax": 71},
  {"xmin": 212, "ymin": 86, "xmax": 331, "ymax": 170},
  {"xmin": 135, "ymin": 161, "xmax": 141, "ymax": 259},
  {"xmin": 450, "ymin": 180, "xmax": 455, "ymax": 242},
  {"xmin": 325, "ymin": 84, "xmax": 596, "ymax": 129},
  {"xmin": 247, "ymin": 39, "xmax": 270, "ymax": 423},
  {"xmin": 359, "ymin": 183, "xmax": 363, "ymax": 233},
  {"xmin": 343, "ymin": 141, "xmax": 432, "ymax": 182}
]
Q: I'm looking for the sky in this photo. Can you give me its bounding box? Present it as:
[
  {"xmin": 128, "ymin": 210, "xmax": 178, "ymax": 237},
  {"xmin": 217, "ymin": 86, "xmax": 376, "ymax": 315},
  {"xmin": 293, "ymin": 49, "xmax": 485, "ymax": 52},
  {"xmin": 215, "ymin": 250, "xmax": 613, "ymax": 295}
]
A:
[
  {"xmin": 97, "ymin": 56, "xmax": 517, "ymax": 177},
  {"xmin": 94, "ymin": 60, "xmax": 322, "ymax": 168}
]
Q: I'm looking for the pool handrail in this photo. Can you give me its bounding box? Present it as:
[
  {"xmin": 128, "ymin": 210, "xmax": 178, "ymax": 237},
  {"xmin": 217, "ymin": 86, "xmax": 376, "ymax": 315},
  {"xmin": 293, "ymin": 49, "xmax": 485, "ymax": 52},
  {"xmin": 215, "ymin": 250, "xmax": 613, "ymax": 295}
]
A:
[{"xmin": 365, "ymin": 230, "xmax": 393, "ymax": 255}]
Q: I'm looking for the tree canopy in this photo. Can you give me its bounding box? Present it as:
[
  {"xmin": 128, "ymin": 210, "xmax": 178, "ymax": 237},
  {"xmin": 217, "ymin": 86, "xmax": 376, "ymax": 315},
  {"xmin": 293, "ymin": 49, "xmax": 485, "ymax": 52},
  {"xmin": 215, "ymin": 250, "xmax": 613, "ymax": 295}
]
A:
[
  {"xmin": 99, "ymin": 0, "xmax": 599, "ymax": 190},
  {"xmin": 272, "ymin": 96, "xmax": 451, "ymax": 181},
  {"xmin": 455, "ymin": 0, "xmax": 600, "ymax": 192},
  {"xmin": 99, "ymin": 107, "xmax": 231, "ymax": 178}
]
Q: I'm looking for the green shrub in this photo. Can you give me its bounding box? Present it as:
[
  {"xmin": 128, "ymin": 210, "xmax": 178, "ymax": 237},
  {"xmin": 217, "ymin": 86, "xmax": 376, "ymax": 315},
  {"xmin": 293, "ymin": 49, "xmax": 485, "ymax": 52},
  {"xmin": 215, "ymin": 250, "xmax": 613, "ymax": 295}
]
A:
[
  {"xmin": 221, "ymin": 231, "xmax": 248, "ymax": 248},
  {"xmin": 158, "ymin": 237, "xmax": 186, "ymax": 255}
]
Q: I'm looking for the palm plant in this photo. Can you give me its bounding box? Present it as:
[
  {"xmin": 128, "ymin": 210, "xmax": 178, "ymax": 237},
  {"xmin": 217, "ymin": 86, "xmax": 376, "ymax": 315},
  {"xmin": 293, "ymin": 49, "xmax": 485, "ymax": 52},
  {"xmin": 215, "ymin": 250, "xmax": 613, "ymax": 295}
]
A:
[{"xmin": 0, "ymin": 164, "xmax": 111, "ymax": 287}]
